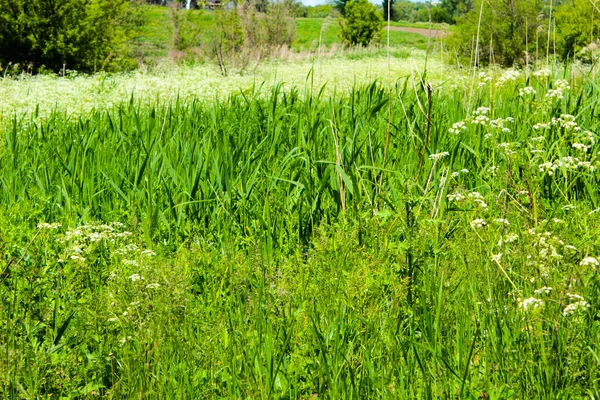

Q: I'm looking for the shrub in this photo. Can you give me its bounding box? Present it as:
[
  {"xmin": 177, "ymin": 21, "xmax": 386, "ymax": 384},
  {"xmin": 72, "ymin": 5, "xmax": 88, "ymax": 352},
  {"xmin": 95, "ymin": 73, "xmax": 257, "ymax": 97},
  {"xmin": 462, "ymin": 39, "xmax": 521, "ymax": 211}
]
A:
[
  {"xmin": 340, "ymin": 0, "xmax": 382, "ymax": 47},
  {"xmin": 0, "ymin": 0, "xmax": 140, "ymax": 73}
]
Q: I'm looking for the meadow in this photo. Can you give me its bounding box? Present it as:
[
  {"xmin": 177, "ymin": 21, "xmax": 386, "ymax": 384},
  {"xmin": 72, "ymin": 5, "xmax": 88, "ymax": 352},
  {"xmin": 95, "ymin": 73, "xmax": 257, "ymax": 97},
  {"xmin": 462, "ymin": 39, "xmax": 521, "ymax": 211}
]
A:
[{"xmin": 2, "ymin": 47, "xmax": 600, "ymax": 398}]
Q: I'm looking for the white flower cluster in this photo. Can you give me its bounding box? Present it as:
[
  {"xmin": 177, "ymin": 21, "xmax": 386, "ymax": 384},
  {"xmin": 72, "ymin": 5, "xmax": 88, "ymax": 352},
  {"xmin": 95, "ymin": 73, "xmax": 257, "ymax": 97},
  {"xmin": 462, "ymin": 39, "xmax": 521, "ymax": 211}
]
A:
[
  {"xmin": 538, "ymin": 156, "xmax": 596, "ymax": 175},
  {"xmin": 429, "ymin": 151, "xmax": 450, "ymax": 161},
  {"xmin": 545, "ymin": 80, "xmax": 570, "ymax": 101},
  {"xmin": 451, "ymin": 168, "xmax": 469, "ymax": 178},
  {"xmin": 519, "ymin": 86, "xmax": 536, "ymax": 96},
  {"xmin": 468, "ymin": 191, "xmax": 488, "ymax": 209},
  {"xmin": 496, "ymin": 70, "xmax": 520, "ymax": 86},
  {"xmin": 533, "ymin": 286, "xmax": 553, "ymax": 295},
  {"xmin": 563, "ymin": 294, "xmax": 590, "ymax": 317},
  {"xmin": 519, "ymin": 297, "xmax": 543, "ymax": 311},
  {"xmin": 533, "ymin": 69, "xmax": 551, "ymax": 78},
  {"xmin": 580, "ymin": 256, "xmax": 599, "ymax": 267},
  {"xmin": 37, "ymin": 222, "xmax": 62, "ymax": 230},
  {"xmin": 448, "ymin": 121, "xmax": 467, "ymax": 134},
  {"xmin": 526, "ymin": 229, "xmax": 565, "ymax": 261},
  {"xmin": 470, "ymin": 219, "xmax": 487, "ymax": 229}
]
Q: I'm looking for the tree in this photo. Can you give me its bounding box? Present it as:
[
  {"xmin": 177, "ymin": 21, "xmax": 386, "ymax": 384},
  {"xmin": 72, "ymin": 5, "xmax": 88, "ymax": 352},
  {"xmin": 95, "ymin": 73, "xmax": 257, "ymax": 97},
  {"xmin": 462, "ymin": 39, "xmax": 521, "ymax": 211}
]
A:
[
  {"xmin": 441, "ymin": 0, "xmax": 472, "ymax": 22},
  {"xmin": 382, "ymin": 0, "xmax": 396, "ymax": 22},
  {"xmin": 334, "ymin": 0, "xmax": 350, "ymax": 16},
  {"xmin": 555, "ymin": 0, "xmax": 600, "ymax": 61},
  {"xmin": 0, "ymin": 0, "xmax": 137, "ymax": 72},
  {"xmin": 341, "ymin": 0, "xmax": 382, "ymax": 46},
  {"xmin": 450, "ymin": 0, "xmax": 544, "ymax": 67}
]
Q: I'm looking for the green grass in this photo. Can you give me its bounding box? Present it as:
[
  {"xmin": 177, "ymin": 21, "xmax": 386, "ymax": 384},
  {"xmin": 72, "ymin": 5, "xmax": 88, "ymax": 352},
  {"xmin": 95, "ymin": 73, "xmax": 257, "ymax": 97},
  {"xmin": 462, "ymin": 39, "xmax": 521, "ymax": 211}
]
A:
[{"xmin": 2, "ymin": 67, "xmax": 600, "ymax": 397}]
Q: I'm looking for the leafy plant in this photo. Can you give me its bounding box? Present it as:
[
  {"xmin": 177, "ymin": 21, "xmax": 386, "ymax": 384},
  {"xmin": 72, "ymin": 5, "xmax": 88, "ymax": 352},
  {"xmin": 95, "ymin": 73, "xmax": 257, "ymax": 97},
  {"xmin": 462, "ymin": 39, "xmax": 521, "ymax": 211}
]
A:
[
  {"xmin": 0, "ymin": 0, "xmax": 141, "ymax": 72},
  {"xmin": 340, "ymin": 0, "xmax": 383, "ymax": 47}
]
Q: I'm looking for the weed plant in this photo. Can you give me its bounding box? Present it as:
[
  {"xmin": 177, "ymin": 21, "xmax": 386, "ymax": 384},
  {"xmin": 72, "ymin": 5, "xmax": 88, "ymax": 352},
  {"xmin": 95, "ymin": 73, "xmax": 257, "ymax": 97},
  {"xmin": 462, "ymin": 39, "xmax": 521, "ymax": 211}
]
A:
[{"xmin": 1, "ymin": 67, "xmax": 600, "ymax": 398}]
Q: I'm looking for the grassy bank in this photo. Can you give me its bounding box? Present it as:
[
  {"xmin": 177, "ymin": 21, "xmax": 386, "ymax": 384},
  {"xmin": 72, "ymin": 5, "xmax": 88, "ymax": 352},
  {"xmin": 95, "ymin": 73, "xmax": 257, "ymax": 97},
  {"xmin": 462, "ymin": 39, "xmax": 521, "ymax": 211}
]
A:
[{"xmin": 2, "ymin": 68, "xmax": 600, "ymax": 397}]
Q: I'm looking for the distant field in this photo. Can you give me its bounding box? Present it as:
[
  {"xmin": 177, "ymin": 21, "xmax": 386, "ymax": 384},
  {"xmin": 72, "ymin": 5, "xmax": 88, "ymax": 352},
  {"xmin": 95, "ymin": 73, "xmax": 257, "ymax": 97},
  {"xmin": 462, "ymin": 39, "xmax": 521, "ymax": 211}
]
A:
[{"xmin": 131, "ymin": 6, "xmax": 438, "ymax": 62}]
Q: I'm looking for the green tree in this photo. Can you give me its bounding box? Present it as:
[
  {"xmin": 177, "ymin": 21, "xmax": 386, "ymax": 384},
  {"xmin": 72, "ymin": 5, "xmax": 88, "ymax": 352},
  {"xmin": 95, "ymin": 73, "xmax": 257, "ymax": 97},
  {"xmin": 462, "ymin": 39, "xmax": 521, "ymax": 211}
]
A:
[
  {"xmin": 382, "ymin": 0, "xmax": 396, "ymax": 22},
  {"xmin": 450, "ymin": 0, "xmax": 544, "ymax": 67},
  {"xmin": 0, "ymin": 0, "xmax": 138, "ymax": 72},
  {"xmin": 555, "ymin": 0, "xmax": 600, "ymax": 61},
  {"xmin": 441, "ymin": 0, "xmax": 472, "ymax": 22},
  {"xmin": 334, "ymin": 0, "xmax": 350, "ymax": 16},
  {"xmin": 341, "ymin": 0, "xmax": 383, "ymax": 46}
]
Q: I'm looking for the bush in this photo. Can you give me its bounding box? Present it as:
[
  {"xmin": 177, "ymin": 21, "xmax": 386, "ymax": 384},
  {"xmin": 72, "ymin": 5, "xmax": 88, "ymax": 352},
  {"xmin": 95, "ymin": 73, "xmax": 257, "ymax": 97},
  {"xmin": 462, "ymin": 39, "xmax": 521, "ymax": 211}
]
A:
[
  {"xmin": 0, "ymin": 0, "xmax": 140, "ymax": 73},
  {"xmin": 340, "ymin": 0, "xmax": 382, "ymax": 47}
]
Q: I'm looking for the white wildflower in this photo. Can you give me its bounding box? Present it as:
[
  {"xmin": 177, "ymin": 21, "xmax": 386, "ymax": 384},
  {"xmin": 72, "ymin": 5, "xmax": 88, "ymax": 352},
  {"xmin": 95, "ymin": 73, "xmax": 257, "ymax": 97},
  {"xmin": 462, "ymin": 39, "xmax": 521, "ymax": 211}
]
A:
[
  {"xmin": 580, "ymin": 257, "xmax": 599, "ymax": 267},
  {"xmin": 534, "ymin": 287, "xmax": 553, "ymax": 295},
  {"xmin": 128, "ymin": 274, "xmax": 143, "ymax": 282},
  {"xmin": 471, "ymin": 219, "xmax": 487, "ymax": 229},
  {"xmin": 37, "ymin": 222, "xmax": 62, "ymax": 230},
  {"xmin": 519, "ymin": 297, "xmax": 544, "ymax": 311},
  {"xmin": 429, "ymin": 152, "xmax": 450, "ymax": 161}
]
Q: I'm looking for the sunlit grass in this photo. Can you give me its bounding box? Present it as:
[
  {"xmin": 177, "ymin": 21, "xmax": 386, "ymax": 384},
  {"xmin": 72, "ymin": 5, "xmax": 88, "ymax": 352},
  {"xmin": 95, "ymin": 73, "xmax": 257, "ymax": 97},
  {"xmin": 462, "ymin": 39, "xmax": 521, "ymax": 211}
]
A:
[{"xmin": 2, "ymin": 64, "xmax": 600, "ymax": 398}]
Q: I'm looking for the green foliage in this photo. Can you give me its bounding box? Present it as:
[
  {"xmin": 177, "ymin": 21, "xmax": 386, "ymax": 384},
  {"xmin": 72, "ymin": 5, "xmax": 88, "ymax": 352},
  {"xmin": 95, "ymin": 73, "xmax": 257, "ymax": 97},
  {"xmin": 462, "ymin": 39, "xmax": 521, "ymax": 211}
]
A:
[
  {"xmin": 0, "ymin": 0, "xmax": 140, "ymax": 72},
  {"xmin": 450, "ymin": 0, "xmax": 544, "ymax": 67},
  {"xmin": 341, "ymin": 0, "xmax": 383, "ymax": 47},
  {"xmin": 555, "ymin": 0, "xmax": 600, "ymax": 61},
  {"xmin": 440, "ymin": 0, "xmax": 472, "ymax": 22},
  {"xmin": 382, "ymin": 0, "xmax": 396, "ymax": 22}
]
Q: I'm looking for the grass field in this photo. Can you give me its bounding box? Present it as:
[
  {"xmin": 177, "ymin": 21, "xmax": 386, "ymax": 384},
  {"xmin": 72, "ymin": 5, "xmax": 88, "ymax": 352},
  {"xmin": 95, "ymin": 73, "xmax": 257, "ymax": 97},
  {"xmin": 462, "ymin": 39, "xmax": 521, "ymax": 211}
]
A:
[{"xmin": 2, "ymin": 60, "xmax": 600, "ymax": 398}]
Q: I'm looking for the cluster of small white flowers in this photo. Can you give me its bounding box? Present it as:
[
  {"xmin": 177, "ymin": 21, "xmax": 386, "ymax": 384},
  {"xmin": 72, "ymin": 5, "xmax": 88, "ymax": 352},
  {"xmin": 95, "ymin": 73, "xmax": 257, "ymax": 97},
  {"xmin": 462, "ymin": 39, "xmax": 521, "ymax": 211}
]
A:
[
  {"xmin": 545, "ymin": 80, "xmax": 570, "ymax": 101},
  {"xmin": 487, "ymin": 166, "xmax": 498, "ymax": 175},
  {"xmin": 539, "ymin": 156, "xmax": 596, "ymax": 175},
  {"xmin": 123, "ymin": 259, "xmax": 139, "ymax": 267},
  {"xmin": 37, "ymin": 222, "xmax": 62, "ymax": 230},
  {"xmin": 580, "ymin": 257, "xmax": 599, "ymax": 267},
  {"xmin": 519, "ymin": 297, "xmax": 543, "ymax": 311},
  {"xmin": 471, "ymin": 219, "xmax": 487, "ymax": 229},
  {"xmin": 496, "ymin": 70, "xmax": 520, "ymax": 86},
  {"xmin": 494, "ymin": 218, "xmax": 510, "ymax": 225},
  {"xmin": 145, "ymin": 283, "xmax": 161, "ymax": 289},
  {"xmin": 448, "ymin": 121, "xmax": 467, "ymax": 134},
  {"xmin": 533, "ymin": 286, "xmax": 553, "ymax": 295},
  {"xmin": 115, "ymin": 244, "xmax": 140, "ymax": 256},
  {"xmin": 141, "ymin": 249, "xmax": 157, "ymax": 257},
  {"xmin": 429, "ymin": 152, "xmax": 450, "ymax": 161},
  {"xmin": 528, "ymin": 229, "xmax": 565, "ymax": 260},
  {"xmin": 129, "ymin": 273, "xmax": 144, "ymax": 282},
  {"xmin": 473, "ymin": 106, "xmax": 490, "ymax": 116},
  {"xmin": 533, "ymin": 123, "xmax": 549, "ymax": 130},
  {"xmin": 451, "ymin": 169, "xmax": 469, "ymax": 178},
  {"xmin": 477, "ymin": 72, "xmax": 493, "ymax": 88},
  {"xmin": 468, "ymin": 192, "xmax": 488, "ymax": 208},
  {"xmin": 447, "ymin": 191, "xmax": 466, "ymax": 202},
  {"xmin": 504, "ymin": 233, "xmax": 519, "ymax": 243},
  {"xmin": 491, "ymin": 253, "xmax": 503, "ymax": 263},
  {"xmin": 533, "ymin": 69, "xmax": 551, "ymax": 78},
  {"xmin": 519, "ymin": 86, "xmax": 536, "ymax": 96},
  {"xmin": 563, "ymin": 294, "xmax": 590, "ymax": 316},
  {"xmin": 472, "ymin": 115, "xmax": 490, "ymax": 125},
  {"xmin": 490, "ymin": 118, "xmax": 511, "ymax": 133}
]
